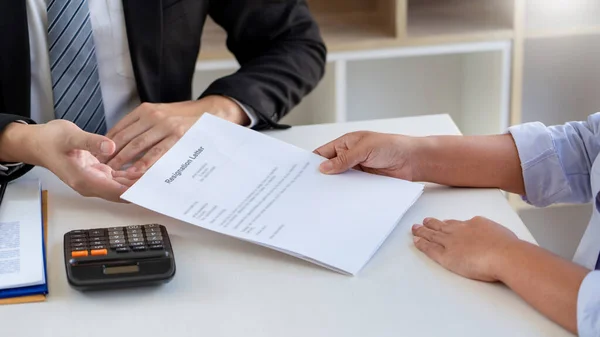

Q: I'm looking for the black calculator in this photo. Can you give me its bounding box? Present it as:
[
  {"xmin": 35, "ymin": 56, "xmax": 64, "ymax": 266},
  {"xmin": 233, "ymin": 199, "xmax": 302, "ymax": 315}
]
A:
[{"xmin": 63, "ymin": 224, "xmax": 176, "ymax": 291}]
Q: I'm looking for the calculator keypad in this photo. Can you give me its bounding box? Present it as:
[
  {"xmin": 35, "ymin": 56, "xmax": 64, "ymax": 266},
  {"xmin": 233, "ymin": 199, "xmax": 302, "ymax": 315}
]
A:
[{"xmin": 66, "ymin": 224, "xmax": 166, "ymax": 258}]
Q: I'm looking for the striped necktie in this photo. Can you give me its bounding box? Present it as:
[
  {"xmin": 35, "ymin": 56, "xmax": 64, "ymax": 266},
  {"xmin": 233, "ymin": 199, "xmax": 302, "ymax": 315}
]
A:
[{"xmin": 47, "ymin": 0, "xmax": 107, "ymax": 135}]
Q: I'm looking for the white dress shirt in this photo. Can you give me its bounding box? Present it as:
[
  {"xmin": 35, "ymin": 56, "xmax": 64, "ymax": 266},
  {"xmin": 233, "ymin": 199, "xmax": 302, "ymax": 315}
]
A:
[
  {"xmin": 27, "ymin": 0, "xmax": 140, "ymax": 129},
  {"xmin": 25, "ymin": 0, "xmax": 256, "ymax": 130}
]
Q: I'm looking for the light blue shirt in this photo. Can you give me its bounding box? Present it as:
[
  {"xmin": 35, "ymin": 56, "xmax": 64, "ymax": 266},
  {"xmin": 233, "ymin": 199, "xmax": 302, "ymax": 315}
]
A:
[{"xmin": 509, "ymin": 113, "xmax": 600, "ymax": 337}]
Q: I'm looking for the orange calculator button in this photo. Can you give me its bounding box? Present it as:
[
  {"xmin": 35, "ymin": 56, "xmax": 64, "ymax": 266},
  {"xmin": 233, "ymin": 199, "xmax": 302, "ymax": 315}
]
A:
[
  {"xmin": 71, "ymin": 250, "xmax": 88, "ymax": 257},
  {"xmin": 91, "ymin": 249, "xmax": 108, "ymax": 256}
]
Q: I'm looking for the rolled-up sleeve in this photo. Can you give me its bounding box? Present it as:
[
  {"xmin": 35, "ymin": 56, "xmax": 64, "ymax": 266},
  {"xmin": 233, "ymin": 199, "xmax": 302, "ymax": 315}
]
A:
[
  {"xmin": 578, "ymin": 271, "xmax": 600, "ymax": 336},
  {"xmin": 508, "ymin": 113, "xmax": 600, "ymax": 207}
]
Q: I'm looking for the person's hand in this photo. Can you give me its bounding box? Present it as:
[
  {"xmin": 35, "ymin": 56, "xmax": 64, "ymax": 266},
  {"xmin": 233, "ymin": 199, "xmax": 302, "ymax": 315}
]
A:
[
  {"xmin": 98, "ymin": 96, "xmax": 250, "ymax": 173},
  {"xmin": 7, "ymin": 120, "xmax": 141, "ymax": 202},
  {"xmin": 314, "ymin": 131, "xmax": 417, "ymax": 180},
  {"xmin": 411, "ymin": 216, "xmax": 520, "ymax": 282}
]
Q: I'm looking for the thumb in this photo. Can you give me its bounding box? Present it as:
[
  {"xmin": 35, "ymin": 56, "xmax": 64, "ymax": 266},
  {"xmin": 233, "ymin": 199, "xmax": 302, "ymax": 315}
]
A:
[
  {"xmin": 319, "ymin": 148, "xmax": 366, "ymax": 174},
  {"xmin": 66, "ymin": 130, "xmax": 115, "ymax": 155}
]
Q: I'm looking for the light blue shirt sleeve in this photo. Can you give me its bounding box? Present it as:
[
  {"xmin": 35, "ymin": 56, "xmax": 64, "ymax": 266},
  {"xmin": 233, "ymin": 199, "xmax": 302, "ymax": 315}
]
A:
[
  {"xmin": 509, "ymin": 113, "xmax": 600, "ymax": 336},
  {"xmin": 508, "ymin": 112, "xmax": 600, "ymax": 207},
  {"xmin": 578, "ymin": 271, "xmax": 600, "ymax": 337}
]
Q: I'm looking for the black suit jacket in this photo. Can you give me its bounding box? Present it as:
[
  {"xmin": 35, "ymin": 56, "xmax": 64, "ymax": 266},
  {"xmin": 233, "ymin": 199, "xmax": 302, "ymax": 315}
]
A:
[{"xmin": 0, "ymin": 0, "xmax": 326, "ymax": 182}]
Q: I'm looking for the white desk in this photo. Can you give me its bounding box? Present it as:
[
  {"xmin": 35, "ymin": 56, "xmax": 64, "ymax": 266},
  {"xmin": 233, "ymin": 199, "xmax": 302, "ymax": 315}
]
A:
[{"xmin": 2, "ymin": 115, "xmax": 572, "ymax": 337}]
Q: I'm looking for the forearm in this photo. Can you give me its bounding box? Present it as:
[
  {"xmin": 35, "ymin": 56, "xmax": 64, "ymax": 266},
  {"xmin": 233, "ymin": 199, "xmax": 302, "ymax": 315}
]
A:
[
  {"xmin": 493, "ymin": 240, "xmax": 589, "ymax": 334},
  {"xmin": 412, "ymin": 134, "xmax": 525, "ymax": 195}
]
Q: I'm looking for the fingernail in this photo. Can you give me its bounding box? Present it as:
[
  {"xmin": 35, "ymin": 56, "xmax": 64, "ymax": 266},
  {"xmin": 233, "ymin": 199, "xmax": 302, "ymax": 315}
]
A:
[
  {"xmin": 100, "ymin": 141, "xmax": 111, "ymax": 154},
  {"xmin": 423, "ymin": 217, "xmax": 432, "ymax": 224},
  {"xmin": 412, "ymin": 224, "xmax": 422, "ymax": 231},
  {"xmin": 413, "ymin": 236, "xmax": 421, "ymax": 243},
  {"xmin": 320, "ymin": 161, "xmax": 333, "ymax": 173}
]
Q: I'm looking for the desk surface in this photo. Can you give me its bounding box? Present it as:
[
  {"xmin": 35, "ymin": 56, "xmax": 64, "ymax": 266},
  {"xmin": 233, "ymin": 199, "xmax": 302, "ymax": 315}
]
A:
[{"xmin": 2, "ymin": 115, "xmax": 571, "ymax": 337}]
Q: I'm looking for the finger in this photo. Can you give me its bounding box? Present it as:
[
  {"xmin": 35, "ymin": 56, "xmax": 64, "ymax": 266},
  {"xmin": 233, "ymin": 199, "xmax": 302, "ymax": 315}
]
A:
[
  {"xmin": 66, "ymin": 130, "xmax": 115, "ymax": 156},
  {"xmin": 113, "ymin": 177, "xmax": 137, "ymax": 187},
  {"xmin": 105, "ymin": 104, "xmax": 144, "ymax": 139},
  {"xmin": 100, "ymin": 120, "xmax": 153, "ymax": 164},
  {"xmin": 443, "ymin": 219, "xmax": 463, "ymax": 226},
  {"xmin": 422, "ymin": 217, "xmax": 446, "ymax": 231},
  {"xmin": 112, "ymin": 170, "xmax": 144, "ymax": 180},
  {"xmin": 107, "ymin": 128, "xmax": 166, "ymax": 170},
  {"xmin": 319, "ymin": 146, "xmax": 369, "ymax": 175},
  {"xmin": 413, "ymin": 236, "xmax": 444, "ymax": 263},
  {"xmin": 412, "ymin": 224, "xmax": 447, "ymax": 246},
  {"xmin": 129, "ymin": 136, "xmax": 179, "ymax": 173},
  {"xmin": 314, "ymin": 136, "xmax": 346, "ymax": 159},
  {"xmin": 438, "ymin": 219, "xmax": 464, "ymax": 233}
]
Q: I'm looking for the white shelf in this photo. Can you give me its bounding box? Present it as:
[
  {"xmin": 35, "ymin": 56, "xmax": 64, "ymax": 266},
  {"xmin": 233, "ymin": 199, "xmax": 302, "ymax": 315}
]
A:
[{"xmin": 194, "ymin": 41, "xmax": 511, "ymax": 134}]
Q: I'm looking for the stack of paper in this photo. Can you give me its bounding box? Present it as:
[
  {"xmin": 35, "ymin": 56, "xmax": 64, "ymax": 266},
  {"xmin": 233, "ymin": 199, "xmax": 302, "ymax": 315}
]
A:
[
  {"xmin": 0, "ymin": 179, "xmax": 48, "ymax": 301},
  {"xmin": 122, "ymin": 115, "xmax": 423, "ymax": 275}
]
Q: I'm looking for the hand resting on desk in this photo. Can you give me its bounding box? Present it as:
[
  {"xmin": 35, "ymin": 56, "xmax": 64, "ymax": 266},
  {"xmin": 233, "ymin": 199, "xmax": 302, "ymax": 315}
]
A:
[{"xmin": 315, "ymin": 130, "xmax": 591, "ymax": 336}]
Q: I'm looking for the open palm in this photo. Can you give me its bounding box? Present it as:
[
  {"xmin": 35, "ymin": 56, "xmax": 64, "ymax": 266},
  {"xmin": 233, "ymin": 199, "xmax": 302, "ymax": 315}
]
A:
[
  {"xmin": 60, "ymin": 149, "xmax": 135, "ymax": 200},
  {"xmin": 32, "ymin": 120, "xmax": 141, "ymax": 202}
]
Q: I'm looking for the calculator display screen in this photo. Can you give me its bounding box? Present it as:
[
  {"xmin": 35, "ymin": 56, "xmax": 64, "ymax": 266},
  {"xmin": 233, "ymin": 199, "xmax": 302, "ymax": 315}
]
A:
[{"xmin": 103, "ymin": 265, "xmax": 140, "ymax": 275}]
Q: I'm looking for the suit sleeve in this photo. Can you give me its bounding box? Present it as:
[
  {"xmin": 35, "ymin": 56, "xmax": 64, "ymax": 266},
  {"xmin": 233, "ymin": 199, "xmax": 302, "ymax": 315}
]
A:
[
  {"xmin": 203, "ymin": 0, "xmax": 327, "ymax": 130},
  {"xmin": 0, "ymin": 113, "xmax": 35, "ymax": 183}
]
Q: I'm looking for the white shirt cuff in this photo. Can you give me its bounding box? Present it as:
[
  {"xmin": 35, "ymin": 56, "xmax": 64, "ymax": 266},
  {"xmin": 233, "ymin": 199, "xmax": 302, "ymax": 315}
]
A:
[{"xmin": 225, "ymin": 96, "xmax": 258, "ymax": 128}]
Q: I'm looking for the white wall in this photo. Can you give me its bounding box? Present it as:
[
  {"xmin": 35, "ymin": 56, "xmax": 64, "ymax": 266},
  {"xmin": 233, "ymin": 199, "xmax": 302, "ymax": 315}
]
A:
[
  {"xmin": 519, "ymin": 204, "xmax": 592, "ymax": 260},
  {"xmin": 522, "ymin": 34, "xmax": 600, "ymax": 126}
]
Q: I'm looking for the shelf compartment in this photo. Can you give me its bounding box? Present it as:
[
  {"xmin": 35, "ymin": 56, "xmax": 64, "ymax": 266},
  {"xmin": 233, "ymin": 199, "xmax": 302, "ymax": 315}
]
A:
[
  {"xmin": 345, "ymin": 49, "xmax": 507, "ymax": 136},
  {"xmin": 199, "ymin": 0, "xmax": 399, "ymax": 61},
  {"xmin": 406, "ymin": 0, "xmax": 514, "ymax": 42}
]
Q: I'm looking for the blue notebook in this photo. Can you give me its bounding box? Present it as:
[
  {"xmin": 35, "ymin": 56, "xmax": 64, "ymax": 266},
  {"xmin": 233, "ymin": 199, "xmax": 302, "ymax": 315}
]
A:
[{"xmin": 0, "ymin": 180, "xmax": 48, "ymax": 301}]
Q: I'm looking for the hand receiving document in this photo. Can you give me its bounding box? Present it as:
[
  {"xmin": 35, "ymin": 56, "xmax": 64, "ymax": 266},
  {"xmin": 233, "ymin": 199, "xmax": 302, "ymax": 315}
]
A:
[{"xmin": 121, "ymin": 114, "xmax": 423, "ymax": 275}]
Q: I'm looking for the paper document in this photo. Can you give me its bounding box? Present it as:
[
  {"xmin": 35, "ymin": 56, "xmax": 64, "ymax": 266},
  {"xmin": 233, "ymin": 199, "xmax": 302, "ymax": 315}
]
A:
[
  {"xmin": 122, "ymin": 114, "xmax": 423, "ymax": 275},
  {"xmin": 0, "ymin": 180, "xmax": 45, "ymax": 290}
]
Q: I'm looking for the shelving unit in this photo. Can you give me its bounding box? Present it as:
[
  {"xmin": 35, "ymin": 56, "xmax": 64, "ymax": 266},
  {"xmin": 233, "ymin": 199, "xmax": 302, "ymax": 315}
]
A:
[{"xmin": 195, "ymin": 0, "xmax": 515, "ymax": 136}]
